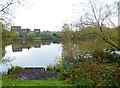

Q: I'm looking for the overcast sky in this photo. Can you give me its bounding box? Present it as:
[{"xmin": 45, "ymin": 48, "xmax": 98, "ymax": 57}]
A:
[{"xmin": 13, "ymin": 0, "xmax": 118, "ymax": 31}]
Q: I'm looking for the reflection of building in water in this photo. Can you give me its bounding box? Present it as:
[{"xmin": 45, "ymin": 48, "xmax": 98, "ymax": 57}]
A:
[
  {"xmin": 12, "ymin": 41, "xmax": 43, "ymax": 52},
  {"xmin": 12, "ymin": 46, "xmax": 30, "ymax": 52},
  {"xmin": 12, "ymin": 42, "xmax": 31, "ymax": 52},
  {"xmin": 21, "ymin": 46, "xmax": 31, "ymax": 50},
  {"xmin": 21, "ymin": 43, "xmax": 31, "ymax": 50},
  {"xmin": 12, "ymin": 43, "xmax": 22, "ymax": 52},
  {"xmin": 41, "ymin": 41, "xmax": 51, "ymax": 45},
  {"xmin": 12, "ymin": 48, "xmax": 22, "ymax": 52},
  {"xmin": 34, "ymin": 44, "xmax": 41, "ymax": 48},
  {"xmin": 53, "ymin": 41, "xmax": 59, "ymax": 44}
]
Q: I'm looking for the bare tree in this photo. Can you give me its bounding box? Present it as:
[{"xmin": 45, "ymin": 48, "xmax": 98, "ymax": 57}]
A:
[
  {"xmin": 0, "ymin": 0, "xmax": 27, "ymax": 25},
  {"xmin": 79, "ymin": 0, "xmax": 120, "ymax": 50},
  {"xmin": 0, "ymin": 0, "xmax": 26, "ymax": 15}
]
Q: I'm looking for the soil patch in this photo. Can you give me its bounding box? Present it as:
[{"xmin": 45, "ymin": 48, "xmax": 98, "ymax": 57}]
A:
[{"xmin": 11, "ymin": 68, "xmax": 57, "ymax": 80}]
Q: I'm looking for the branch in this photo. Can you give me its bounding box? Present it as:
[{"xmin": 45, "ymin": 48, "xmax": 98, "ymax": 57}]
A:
[
  {"xmin": 94, "ymin": 32, "xmax": 120, "ymax": 50},
  {"xmin": 109, "ymin": 19, "xmax": 116, "ymax": 28},
  {"xmin": 0, "ymin": 0, "xmax": 14, "ymax": 13},
  {"xmin": 89, "ymin": 0, "xmax": 99, "ymax": 26}
]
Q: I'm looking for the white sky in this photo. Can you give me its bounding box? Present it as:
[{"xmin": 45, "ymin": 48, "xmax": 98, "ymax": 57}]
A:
[
  {"xmin": 13, "ymin": 0, "xmax": 119, "ymax": 31},
  {"xmin": 13, "ymin": 0, "xmax": 81, "ymax": 31}
]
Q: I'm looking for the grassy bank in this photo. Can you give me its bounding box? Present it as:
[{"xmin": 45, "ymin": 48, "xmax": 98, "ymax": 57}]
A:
[{"xmin": 2, "ymin": 75, "xmax": 72, "ymax": 86}]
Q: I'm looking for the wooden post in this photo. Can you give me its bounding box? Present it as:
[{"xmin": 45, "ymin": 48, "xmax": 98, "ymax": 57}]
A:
[
  {"xmin": 118, "ymin": 2, "xmax": 120, "ymax": 26},
  {"xmin": 118, "ymin": 2, "xmax": 120, "ymax": 49}
]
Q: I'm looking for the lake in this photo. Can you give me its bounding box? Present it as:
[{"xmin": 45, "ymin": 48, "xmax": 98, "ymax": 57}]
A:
[{"xmin": 1, "ymin": 42, "xmax": 62, "ymax": 73}]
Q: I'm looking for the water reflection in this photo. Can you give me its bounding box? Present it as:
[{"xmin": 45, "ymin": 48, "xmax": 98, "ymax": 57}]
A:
[
  {"xmin": 2, "ymin": 41, "xmax": 62, "ymax": 73},
  {"xmin": 2, "ymin": 40, "xmax": 91, "ymax": 73},
  {"xmin": 62, "ymin": 40, "xmax": 86, "ymax": 66}
]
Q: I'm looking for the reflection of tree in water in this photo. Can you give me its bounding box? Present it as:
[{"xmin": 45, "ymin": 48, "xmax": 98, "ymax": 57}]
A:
[
  {"xmin": 2, "ymin": 40, "xmax": 61, "ymax": 65},
  {"xmin": 2, "ymin": 56, "xmax": 15, "ymax": 65},
  {"xmin": 41, "ymin": 41, "xmax": 51, "ymax": 45},
  {"xmin": 11, "ymin": 40, "xmax": 60, "ymax": 52},
  {"xmin": 62, "ymin": 40, "xmax": 83, "ymax": 66},
  {"xmin": 3, "ymin": 40, "xmax": 61, "ymax": 54},
  {"xmin": 2, "ymin": 41, "xmax": 11, "ymax": 58},
  {"xmin": 62, "ymin": 39, "xmax": 98, "ymax": 65},
  {"xmin": 12, "ymin": 41, "xmax": 41, "ymax": 52}
]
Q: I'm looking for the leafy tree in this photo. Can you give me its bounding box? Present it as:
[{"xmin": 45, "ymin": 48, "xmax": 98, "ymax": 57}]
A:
[
  {"xmin": 1, "ymin": 23, "xmax": 11, "ymax": 44},
  {"xmin": 10, "ymin": 30, "xmax": 20, "ymax": 40},
  {"xmin": 27, "ymin": 32, "xmax": 35, "ymax": 40},
  {"xmin": 61, "ymin": 24, "xmax": 74, "ymax": 41},
  {"xmin": 0, "ymin": 23, "xmax": 3, "ymax": 58},
  {"xmin": 1, "ymin": 23, "xmax": 11, "ymax": 57},
  {"xmin": 40, "ymin": 32, "xmax": 52, "ymax": 40},
  {"xmin": 77, "ymin": 0, "xmax": 120, "ymax": 50}
]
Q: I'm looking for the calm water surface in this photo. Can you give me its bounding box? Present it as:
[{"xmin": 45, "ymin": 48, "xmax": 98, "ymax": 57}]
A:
[{"xmin": 2, "ymin": 43, "xmax": 62, "ymax": 73}]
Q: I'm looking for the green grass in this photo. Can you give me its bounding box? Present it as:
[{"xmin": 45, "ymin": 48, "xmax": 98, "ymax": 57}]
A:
[{"xmin": 2, "ymin": 75, "xmax": 73, "ymax": 86}]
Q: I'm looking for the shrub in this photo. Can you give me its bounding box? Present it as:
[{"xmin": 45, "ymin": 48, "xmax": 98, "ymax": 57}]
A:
[
  {"xmin": 56, "ymin": 51, "xmax": 120, "ymax": 86},
  {"xmin": 57, "ymin": 62, "xmax": 94, "ymax": 86},
  {"xmin": 55, "ymin": 58, "xmax": 65, "ymax": 72},
  {"xmin": 46, "ymin": 65, "xmax": 56, "ymax": 73},
  {"xmin": 92, "ymin": 49, "xmax": 120, "ymax": 63},
  {"xmin": 114, "ymin": 64, "xmax": 120, "ymax": 86},
  {"xmin": 7, "ymin": 66, "xmax": 23, "ymax": 74},
  {"xmin": 101, "ymin": 66, "xmax": 116, "ymax": 86}
]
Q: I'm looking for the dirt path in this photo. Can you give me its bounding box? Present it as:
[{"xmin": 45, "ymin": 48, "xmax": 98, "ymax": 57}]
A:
[{"xmin": 12, "ymin": 68, "xmax": 57, "ymax": 80}]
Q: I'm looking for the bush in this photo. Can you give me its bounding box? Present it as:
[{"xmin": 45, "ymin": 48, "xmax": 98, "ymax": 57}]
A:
[
  {"xmin": 92, "ymin": 49, "xmax": 120, "ymax": 63},
  {"xmin": 7, "ymin": 66, "xmax": 23, "ymax": 74},
  {"xmin": 46, "ymin": 65, "xmax": 55, "ymax": 72},
  {"xmin": 101, "ymin": 66, "xmax": 116, "ymax": 86},
  {"xmin": 55, "ymin": 51, "xmax": 120, "ymax": 86},
  {"xmin": 56, "ymin": 58, "xmax": 120, "ymax": 86},
  {"xmin": 115, "ymin": 64, "xmax": 120, "ymax": 86},
  {"xmin": 57, "ymin": 62, "xmax": 94, "ymax": 86}
]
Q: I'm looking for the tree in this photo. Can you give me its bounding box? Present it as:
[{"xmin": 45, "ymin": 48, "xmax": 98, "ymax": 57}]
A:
[
  {"xmin": 61, "ymin": 24, "xmax": 74, "ymax": 41},
  {"xmin": 27, "ymin": 32, "xmax": 35, "ymax": 40},
  {"xmin": 0, "ymin": 0, "xmax": 27, "ymax": 15},
  {"xmin": 0, "ymin": 0, "xmax": 27, "ymax": 25},
  {"xmin": 0, "ymin": 23, "xmax": 3, "ymax": 58},
  {"xmin": 78, "ymin": 0, "xmax": 120, "ymax": 50},
  {"xmin": 10, "ymin": 30, "xmax": 20, "ymax": 40}
]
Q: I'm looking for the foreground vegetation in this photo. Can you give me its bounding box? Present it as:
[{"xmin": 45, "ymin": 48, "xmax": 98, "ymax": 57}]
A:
[
  {"xmin": 2, "ymin": 52, "xmax": 120, "ymax": 87},
  {"xmin": 46, "ymin": 52, "xmax": 120, "ymax": 86}
]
